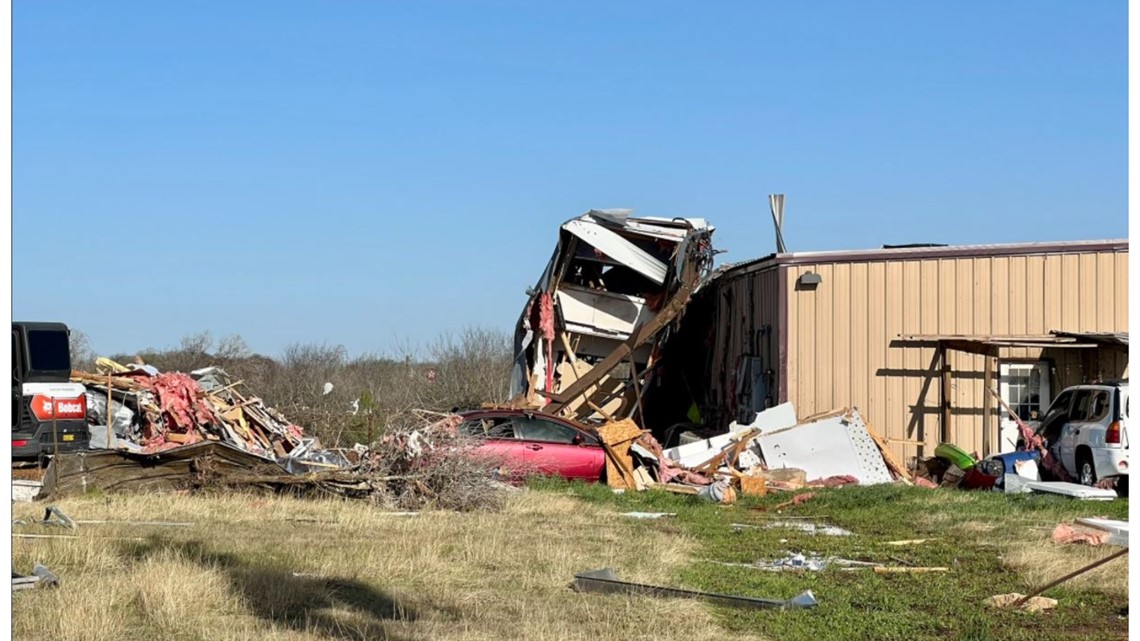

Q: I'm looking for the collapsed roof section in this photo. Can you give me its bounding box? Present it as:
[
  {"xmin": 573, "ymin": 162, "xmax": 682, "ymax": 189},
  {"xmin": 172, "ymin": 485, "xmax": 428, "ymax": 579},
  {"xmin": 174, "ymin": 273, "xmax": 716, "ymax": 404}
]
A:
[{"xmin": 511, "ymin": 209, "xmax": 716, "ymax": 424}]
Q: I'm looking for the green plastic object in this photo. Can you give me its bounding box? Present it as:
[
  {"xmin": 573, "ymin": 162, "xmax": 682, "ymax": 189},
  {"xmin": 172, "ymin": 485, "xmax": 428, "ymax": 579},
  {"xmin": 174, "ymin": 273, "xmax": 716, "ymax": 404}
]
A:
[{"xmin": 934, "ymin": 443, "xmax": 976, "ymax": 471}]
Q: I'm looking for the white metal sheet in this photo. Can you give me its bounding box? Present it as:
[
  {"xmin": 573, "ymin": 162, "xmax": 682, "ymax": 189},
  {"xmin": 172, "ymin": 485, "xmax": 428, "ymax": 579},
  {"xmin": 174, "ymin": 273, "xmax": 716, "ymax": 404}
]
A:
[
  {"xmin": 562, "ymin": 219, "xmax": 668, "ymax": 284},
  {"xmin": 757, "ymin": 409, "xmax": 893, "ymax": 485},
  {"xmin": 555, "ymin": 285, "xmax": 653, "ymax": 337},
  {"xmin": 12, "ymin": 480, "xmax": 42, "ymax": 503},
  {"xmin": 664, "ymin": 403, "xmax": 797, "ymax": 468},
  {"xmin": 1025, "ymin": 482, "xmax": 1118, "ymax": 500},
  {"xmin": 1075, "ymin": 518, "xmax": 1129, "ymax": 547}
]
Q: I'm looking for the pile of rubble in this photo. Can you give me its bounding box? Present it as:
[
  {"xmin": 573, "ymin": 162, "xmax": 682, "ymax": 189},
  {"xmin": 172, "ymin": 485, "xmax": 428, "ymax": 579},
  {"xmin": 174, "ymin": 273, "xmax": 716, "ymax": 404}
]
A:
[
  {"xmin": 44, "ymin": 363, "xmax": 505, "ymax": 511},
  {"xmin": 593, "ymin": 403, "xmax": 908, "ymax": 501},
  {"xmin": 500, "ymin": 210, "xmax": 905, "ymax": 499},
  {"xmin": 74, "ymin": 361, "xmax": 306, "ymax": 459},
  {"xmin": 510, "ymin": 210, "xmax": 716, "ymax": 421},
  {"xmin": 911, "ymin": 400, "xmax": 1123, "ymax": 500}
]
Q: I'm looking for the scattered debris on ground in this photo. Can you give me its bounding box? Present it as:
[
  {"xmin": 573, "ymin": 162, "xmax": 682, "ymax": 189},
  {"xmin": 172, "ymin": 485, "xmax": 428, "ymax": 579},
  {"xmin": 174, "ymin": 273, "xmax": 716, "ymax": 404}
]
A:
[
  {"xmin": 11, "ymin": 564, "xmax": 60, "ymax": 591},
  {"xmin": 753, "ymin": 520, "xmax": 852, "ymax": 536},
  {"xmin": 582, "ymin": 403, "xmax": 909, "ymax": 504},
  {"xmin": 1052, "ymin": 522, "xmax": 1112, "ymax": 546},
  {"xmin": 573, "ymin": 567, "xmax": 818, "ymax": 610},
  {"xmin": 986, "ymin": 593, "xmax": 1058, "ymax": 614},
  {"xmin": 1074, "ymin": 518, "xmax": 1129, "ymax": 547},
  {"xmin": 46, "ymin": 365, "xmax": 507, "ymax": 510},
  {"xmin": 12, "ymin": 479, "xmax": 43, "ymax": 503}
]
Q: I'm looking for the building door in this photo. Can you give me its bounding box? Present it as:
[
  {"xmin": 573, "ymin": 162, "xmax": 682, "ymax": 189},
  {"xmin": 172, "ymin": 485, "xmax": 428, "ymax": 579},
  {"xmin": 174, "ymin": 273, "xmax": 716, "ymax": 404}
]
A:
[{"xmin": 998, "ymin": 362, "xmax": 1051, "ymax": 453}]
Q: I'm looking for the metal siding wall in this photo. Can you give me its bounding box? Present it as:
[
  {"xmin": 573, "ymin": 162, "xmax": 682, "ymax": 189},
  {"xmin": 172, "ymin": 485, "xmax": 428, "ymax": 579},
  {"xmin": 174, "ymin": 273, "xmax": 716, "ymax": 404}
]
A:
[
  {"xmin": 867, "ymin": 262, "xmax": 887, "ymax": 432},
  {"xmin": 885, "ymin": 261, "xmax": 908, "ymax": 451},
  {"xmin": 707, "ymin": 266, "xmax": 782, "ymax": 421},
  {"xmin": 833, "ymin": 264, "xmax": 852, "ymax": 413},
  {"xmin": 781, "ymin": 248, "xmax": 1128, "ymax": 466},
  {"xmin": 973, "ymin": 258, "xmax": 993, "ymax": 453},
  {"xmin": 849, "ymin": 263, "xmax": 869, "ymax": 423},
  {"xmin": 954, "ymin": 258, "xmax": 978, "ymax": 458},
  {"xmin": 815, "ymin": 264, "xmax": 834, "ymax": 412}
]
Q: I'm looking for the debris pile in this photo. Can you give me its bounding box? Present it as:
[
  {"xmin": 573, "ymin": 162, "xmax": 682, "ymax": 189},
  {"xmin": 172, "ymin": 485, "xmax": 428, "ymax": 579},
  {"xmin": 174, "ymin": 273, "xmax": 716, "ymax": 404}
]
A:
[
  {"xmin": 49, "ymin": 364, "xmax": 508, "ymax": 510},
  {"xmin": 193, "ymin": 413, "xmax": 505, "ymax": 511},
  {"xmin": 592, "ymin": 403, "xmax": 907, "ymax": 500},
  {"xmin": 73, "ymin": 363, "xmax": 305, "ymax": 459},
  {"xmin": 915, "ymin": 433, "xmax": 1121, "ymax": 500},
  {"xmin": 511, "ymin": 210, "xmax": 716, "ymax": 423}
]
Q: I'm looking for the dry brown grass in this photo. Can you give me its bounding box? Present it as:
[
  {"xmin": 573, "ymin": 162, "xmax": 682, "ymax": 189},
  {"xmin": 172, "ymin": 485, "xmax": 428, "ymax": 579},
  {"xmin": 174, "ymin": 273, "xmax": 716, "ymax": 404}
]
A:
[
  {"xmin": 1003, "ymin": 528, "xmax": 1129, "ymax": 598},
  {"xmin": 13, "ymin": 491, "xmax": 767, "ymax": 641}
]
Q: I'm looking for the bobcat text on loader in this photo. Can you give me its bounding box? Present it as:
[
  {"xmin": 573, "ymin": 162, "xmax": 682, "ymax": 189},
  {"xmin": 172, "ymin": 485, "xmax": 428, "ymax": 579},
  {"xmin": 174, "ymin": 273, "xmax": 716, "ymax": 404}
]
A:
[{"xmin": 12, "ymin": 321, "xmax": 90, "ymax": 459}]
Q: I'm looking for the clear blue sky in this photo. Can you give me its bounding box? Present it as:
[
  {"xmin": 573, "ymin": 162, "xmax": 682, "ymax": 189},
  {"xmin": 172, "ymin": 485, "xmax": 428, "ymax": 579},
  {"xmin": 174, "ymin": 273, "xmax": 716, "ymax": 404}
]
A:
[{"xmin": 14, "ymin": 1, "xmax": 1127, "ymax": 358}]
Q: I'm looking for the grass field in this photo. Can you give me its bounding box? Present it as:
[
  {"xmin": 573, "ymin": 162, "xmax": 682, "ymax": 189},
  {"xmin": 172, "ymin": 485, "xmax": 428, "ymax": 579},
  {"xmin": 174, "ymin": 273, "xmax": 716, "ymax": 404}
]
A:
[{"xmin": 12, "ymin": 482, "xmax": 1129, "ymax": 641}]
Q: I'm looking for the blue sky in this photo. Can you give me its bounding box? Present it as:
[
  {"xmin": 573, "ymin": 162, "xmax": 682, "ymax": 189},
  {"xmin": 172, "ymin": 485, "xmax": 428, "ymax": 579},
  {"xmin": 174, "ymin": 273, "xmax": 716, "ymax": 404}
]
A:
[{"xmin": 14, "ymin": 1, "xmax": 1127, "ymax": 358}]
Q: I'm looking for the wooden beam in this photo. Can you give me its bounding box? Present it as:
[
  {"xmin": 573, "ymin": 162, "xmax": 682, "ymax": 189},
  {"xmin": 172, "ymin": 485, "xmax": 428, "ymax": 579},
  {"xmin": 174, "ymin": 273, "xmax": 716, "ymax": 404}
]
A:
[
  {"xmin": 941, "ymin": 339, "xmax": 1000, "ymax": 357},
  {"xmin": 558, "ymin": 332, "xmax": 577, "ymax": 363},
  {"xmin": 544, "ymin": 255, "xmax": 702, "ymax": 414},
  {"xmin": 628, "ymin": 356, "xmax": 644, "ymax": 422},
  {"xmin": 865, "ymin": 420, "xmax": 911, "ymax": 482},
  {"xmin": 885, "ymin": 438, "xmax": 924, "ymax": 445}
]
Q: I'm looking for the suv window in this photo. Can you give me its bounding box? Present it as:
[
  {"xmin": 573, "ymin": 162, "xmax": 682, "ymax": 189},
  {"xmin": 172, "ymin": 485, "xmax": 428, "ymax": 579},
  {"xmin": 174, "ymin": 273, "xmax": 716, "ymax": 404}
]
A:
[
  {"xmin": 1087, "ymin": 390, "xmax": 1111, "ymax": 422},
  {"xmin": 1039, "ymin": 390, "xmax": 1074, "ymax": 440},
  {"xmin": 513, "ymin": 417, "xmax": 580, "ymax": 444},
  {"xmin": 1041, "ymin": 391, "xmax": 1073, "ymax": 423},
  {"xmin": 1069, "ymin": 390, "xmax": 1093, "ymax": 421}
]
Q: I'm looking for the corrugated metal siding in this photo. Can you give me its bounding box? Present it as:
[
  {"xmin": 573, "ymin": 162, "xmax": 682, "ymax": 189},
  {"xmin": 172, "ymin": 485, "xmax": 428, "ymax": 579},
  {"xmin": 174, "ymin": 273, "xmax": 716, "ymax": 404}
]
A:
[
  {"xmin": 785, "ymin": 249, "xmax": 1129, "ymax": 464},
  {"xmin": 705, "ymin": 266, "xmax": 782, "ymax": 424}
]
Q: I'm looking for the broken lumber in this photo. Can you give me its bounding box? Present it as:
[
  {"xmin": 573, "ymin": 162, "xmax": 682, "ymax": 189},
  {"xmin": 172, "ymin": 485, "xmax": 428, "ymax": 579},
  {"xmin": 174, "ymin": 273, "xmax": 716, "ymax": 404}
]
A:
[{"xmin": 864, "ymin": 420, "xmax": 911, "ymax": 482}]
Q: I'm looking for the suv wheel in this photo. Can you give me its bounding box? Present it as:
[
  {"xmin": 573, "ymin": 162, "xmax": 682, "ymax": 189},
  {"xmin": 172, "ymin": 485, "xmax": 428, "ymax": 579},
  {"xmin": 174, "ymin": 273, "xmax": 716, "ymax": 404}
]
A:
[{"xmin": 1077, "ymin": 452, "xmax": 1098, "ymax": 486}]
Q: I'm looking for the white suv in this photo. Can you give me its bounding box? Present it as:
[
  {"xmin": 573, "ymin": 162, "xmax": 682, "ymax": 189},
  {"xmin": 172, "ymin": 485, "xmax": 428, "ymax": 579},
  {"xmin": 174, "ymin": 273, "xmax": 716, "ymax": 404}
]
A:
[{"xmin": 1036, "ymin": 381, "xmax": 1129, "ymax": 491}]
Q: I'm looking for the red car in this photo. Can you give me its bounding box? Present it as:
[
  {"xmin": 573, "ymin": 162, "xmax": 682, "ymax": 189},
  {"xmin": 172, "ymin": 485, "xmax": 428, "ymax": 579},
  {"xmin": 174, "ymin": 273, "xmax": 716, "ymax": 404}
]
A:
[{"xmin": 457, "ymin": 409, "xmax": 606, "ymax": 482}]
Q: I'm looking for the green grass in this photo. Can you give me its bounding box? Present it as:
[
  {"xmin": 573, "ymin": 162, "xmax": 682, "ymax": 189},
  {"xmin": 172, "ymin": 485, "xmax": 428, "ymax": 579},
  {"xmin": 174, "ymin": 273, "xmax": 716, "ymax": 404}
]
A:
[{"xmin": 529, "ymin": 478, "xmax": 1129, "ymax": 641}]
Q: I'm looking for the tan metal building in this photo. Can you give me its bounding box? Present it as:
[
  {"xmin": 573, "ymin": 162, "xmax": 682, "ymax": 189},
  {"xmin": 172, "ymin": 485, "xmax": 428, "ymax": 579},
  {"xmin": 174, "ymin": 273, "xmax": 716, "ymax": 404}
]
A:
[{"xmin": 645, "ymin": 239, "xmax": 1128, "ymax": 466}]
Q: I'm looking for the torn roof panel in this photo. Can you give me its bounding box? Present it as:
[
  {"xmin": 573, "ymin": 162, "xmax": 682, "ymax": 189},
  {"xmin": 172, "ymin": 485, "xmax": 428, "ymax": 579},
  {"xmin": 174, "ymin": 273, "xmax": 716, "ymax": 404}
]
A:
[
  {"xmin": 562, "ymin": 219, "xmax": 668, "ymax": 285},
  {"xmin": 583, "ymin": 211, "xmax": 711, "ymax": 240}
]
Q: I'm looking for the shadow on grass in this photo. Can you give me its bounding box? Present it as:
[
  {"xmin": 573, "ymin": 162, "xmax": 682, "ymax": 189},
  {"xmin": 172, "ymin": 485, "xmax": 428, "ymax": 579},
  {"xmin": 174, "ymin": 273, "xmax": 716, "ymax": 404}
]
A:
[{"xmin": 118, "ymin": 537, "xmax": 442, "ymax": 641}]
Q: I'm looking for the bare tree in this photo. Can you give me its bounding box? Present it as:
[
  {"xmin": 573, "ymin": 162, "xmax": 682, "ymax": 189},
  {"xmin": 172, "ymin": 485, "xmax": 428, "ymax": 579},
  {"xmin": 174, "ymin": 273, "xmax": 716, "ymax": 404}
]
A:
[
  {"xmin": 68, "ymin": 329, "xmax": 96, "ymax": 371},
  {"xmin": 97, "ymin": 326, "xmax": 515, "ymax": 448}
]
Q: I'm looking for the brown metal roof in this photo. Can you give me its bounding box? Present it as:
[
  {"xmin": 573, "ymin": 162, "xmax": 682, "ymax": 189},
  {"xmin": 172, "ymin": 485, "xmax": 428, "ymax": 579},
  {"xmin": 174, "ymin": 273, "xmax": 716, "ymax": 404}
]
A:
[{"xmin": 718, "ymin": 238, "xmax": 1128, "ymax": 278}]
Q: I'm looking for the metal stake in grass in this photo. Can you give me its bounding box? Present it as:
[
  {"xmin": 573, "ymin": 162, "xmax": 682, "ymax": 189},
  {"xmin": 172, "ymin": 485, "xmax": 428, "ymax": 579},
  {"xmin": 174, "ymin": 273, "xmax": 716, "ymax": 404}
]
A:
[{"xmin": 1013, "ymin": 547, "xmax": 1128, "ymax": 608}]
